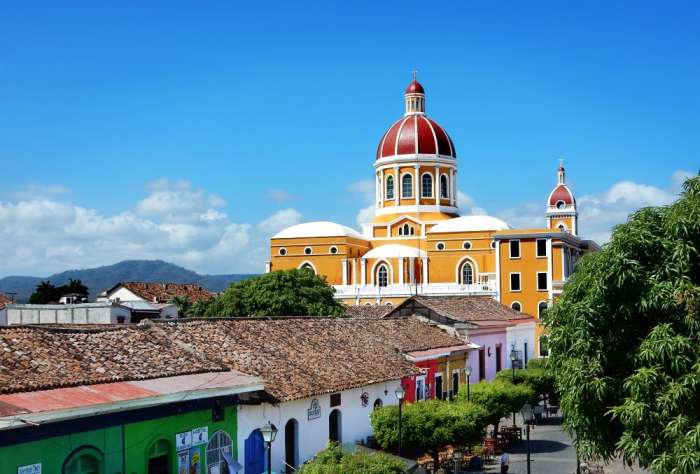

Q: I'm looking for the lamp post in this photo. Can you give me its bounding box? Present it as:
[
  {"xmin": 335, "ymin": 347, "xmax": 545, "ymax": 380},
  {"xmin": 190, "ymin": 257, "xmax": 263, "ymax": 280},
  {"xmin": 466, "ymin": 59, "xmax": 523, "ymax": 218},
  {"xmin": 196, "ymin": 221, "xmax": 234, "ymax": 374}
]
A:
[
  {"xmin": 395, "ymin": 385, "xmax": 405, "ymax": 457},
  {"xmin": 509, "ymin": 349, "xmax": 518, "ymax": 426},
  {"xmin": 520, "ymin": 403, "xmax": 534, "ymax": 474},
  {"xmin": 464, "ymin": 365, "xmax": 472, "ymax": 402},
  {"xmin": 260, "ymin": 421, "xmax": 278, "ymax": 474}
]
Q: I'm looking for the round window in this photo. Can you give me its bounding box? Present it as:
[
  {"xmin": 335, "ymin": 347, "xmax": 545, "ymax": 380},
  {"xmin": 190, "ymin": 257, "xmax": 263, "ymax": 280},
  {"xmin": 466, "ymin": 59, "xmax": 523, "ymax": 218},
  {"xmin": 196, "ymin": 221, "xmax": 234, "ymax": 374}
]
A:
[
  {"xmin": 279, "ymin": 248, "xmax": 287, "ymax": 256},
  {"xmin": 463, "ymin": 241, "xmax": 472, "ymax": 250},
  {"xmin": 490, "ymin": 241, "xmax": 496, "ymax": 249},
  {"xmin": 511, "ymin": 302, "xmax": 522, "ymax": 312},
  {"xmin": 436, "ymin": 242, "xmax": 445, "ymax": 251},
  {"xmin": 556, "ymin": 200, "xmax": 566, "ymax": 210},
  {"xmin": 304, "ymin": 247, "xmax": 312, "ymax": 255},
  {"xmin": 329, "ymin": 246, "xmax": 338, "ymax": 254}
]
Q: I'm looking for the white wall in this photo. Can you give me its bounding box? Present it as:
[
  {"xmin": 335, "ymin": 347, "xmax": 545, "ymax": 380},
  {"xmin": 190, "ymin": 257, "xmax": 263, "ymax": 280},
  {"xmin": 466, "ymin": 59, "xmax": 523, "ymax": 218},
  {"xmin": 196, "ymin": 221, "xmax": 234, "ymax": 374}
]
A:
[
  {"xmin": 0, "ymin": 307, "xmax": 6, "ymax": 326},
  {"xmin": 105, "ymin": 287, "xmax": 145, "ymax": 302},
  {"xmin": 237, "ymin": 380, "xmax": 402, "ymax": 473},
  {"xmin": 5, "ymin": 305, "xmax": 132, "ymax": 325},
  {"xmin": 506, "ymin": 322, "xmax": 537, "ymax": 368}
]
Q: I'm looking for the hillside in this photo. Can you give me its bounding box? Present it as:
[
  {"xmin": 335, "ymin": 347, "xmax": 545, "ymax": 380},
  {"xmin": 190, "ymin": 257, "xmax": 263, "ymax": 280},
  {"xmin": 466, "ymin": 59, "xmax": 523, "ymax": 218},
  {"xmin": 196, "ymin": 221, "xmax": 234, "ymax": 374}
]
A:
[{"xmin": 0, "ymin": 260, "xmax": 256, "ymax": 302}]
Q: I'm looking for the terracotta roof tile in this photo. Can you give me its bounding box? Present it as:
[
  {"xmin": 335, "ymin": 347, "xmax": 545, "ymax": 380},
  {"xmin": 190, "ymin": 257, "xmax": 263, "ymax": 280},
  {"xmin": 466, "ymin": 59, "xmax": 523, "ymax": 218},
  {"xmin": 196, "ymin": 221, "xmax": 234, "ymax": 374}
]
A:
[
  {"xmin": 395, "ymin": 296, "xmax": 535, "ymax": 325},
  {"xmin": 0, "ymin": 293, "xmax": 12, "ymax": 310},
  {"xmin": 343, "ymin": 305, "xmax": 394, "ymax": 319},
  {"xmin": 119, "ymin": 282, "xmax": 214, "ymax": 303}
]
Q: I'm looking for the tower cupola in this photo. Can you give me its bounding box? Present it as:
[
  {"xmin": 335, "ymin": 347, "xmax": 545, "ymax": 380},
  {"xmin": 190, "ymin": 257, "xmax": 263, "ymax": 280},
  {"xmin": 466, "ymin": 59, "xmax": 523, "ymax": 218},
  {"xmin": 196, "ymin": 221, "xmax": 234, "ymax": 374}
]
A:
[
  {"xmin": 546, "ymin": 162, "xmax": 578, "ymax": 235},
  {"xmin": 404, "ymin": 71, "xmax": 426, "ymax": 115}
]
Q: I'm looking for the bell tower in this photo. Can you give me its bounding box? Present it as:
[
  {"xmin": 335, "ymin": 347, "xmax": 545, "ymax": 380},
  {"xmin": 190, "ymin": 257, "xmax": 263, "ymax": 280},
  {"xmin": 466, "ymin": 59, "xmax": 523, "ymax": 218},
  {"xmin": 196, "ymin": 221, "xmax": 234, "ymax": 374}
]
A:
[{"xmin": 546, "ymin": 162, "xmax": 578, "ymax": 235}]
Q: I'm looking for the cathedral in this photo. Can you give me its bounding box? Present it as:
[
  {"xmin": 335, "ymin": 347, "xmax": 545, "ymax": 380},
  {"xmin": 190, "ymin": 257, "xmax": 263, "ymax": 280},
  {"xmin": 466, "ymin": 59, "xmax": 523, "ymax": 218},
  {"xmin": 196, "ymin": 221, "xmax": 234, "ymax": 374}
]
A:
[{"xmin": 267, "ymin": 77, "xmax": 598, "ymax": 319}]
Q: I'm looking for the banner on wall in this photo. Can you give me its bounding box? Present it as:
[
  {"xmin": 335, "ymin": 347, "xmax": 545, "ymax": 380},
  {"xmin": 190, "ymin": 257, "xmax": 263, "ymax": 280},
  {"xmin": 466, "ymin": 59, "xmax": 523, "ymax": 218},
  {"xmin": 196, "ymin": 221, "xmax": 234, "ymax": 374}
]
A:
[
  {"xmin": 189, "ymin": 447, "xmax": 201, "ymax": 474},
  {"xmin": 177, "ymin": 450, "xmax": 190, "ymax": 474},
  {"xmin": 17, "ymin": 465, "xmax": 41, "ymax": 474}
]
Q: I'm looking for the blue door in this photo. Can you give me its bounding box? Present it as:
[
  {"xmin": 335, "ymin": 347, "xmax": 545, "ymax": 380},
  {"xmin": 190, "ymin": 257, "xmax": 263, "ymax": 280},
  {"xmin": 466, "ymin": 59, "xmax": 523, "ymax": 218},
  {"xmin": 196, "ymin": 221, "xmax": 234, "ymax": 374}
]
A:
[{"xmin": 245, "ymin": 430, "xmax": 265, "ymax": 474}]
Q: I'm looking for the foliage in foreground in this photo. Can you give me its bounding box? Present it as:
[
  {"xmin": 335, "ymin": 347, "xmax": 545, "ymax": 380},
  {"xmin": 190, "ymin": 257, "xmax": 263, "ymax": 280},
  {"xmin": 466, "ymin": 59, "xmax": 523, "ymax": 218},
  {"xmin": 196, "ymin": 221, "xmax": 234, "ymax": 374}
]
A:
[
  {"xmin": 370, "ymin": 400, "xmax": 488, "ymax": 468},
  {"xmin": 457, "ymin": 380, "xmax": 533, "ymax": 434},
  {"xmin": 190, "ymin": 269, "xmax": 344, "ymax": 317},
  {"xmin": 298, "ymin": 442, "xmax": 405, "ymax": 474},
  {"xmin": 494, "ymin": 367, "xmax": 555, "ymax": 399},
  {"xmin": 544, "ymin": 173, "xmax": 700, "ymax": 473}
]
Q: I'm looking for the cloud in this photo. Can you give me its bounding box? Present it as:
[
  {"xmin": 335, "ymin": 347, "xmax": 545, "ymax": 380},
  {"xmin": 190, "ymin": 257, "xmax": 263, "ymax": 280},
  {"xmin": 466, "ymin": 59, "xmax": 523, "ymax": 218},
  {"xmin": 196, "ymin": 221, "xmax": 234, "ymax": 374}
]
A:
[
  {"xmin": 494, "ymin": 170, "xmax": 690, "ymax": 244},
  {"xmin": 0, "ymin": 180, "xmax": 302, "ymax": 276},
  {"xmin": 457, "ymin": 191, "xmax": 487, "ymax": 216},
  {"xmin": 10, "ymin": 184, "xmax": 71, "ymax": 200},
  {"xmin": 266, "ymin": 189, "xmax": 295, "ymax": 203},
  {"xmin": 349, "ymin": 180, "xmax": 376, "ymax": 228}
]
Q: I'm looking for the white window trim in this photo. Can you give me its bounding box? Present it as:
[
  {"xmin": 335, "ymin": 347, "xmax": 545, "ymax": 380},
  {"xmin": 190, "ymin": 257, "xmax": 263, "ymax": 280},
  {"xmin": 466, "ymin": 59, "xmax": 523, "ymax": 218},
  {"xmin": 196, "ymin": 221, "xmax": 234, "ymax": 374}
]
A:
[
  {"xmin": 278, "ymin": 247, "xmax": 287, "ymax": 256},
  {"xmin": 537, "ymin": 300, "xmax": 548, "ymax": 318},
  {"xmin": 455, "ymin": 255, "xmax": 479, "ymax": 284},
  {"xmin": 329, "ymin": 246, "xmax": 338, "ymax": 254},
  {"xmin": 537, "ymin": 271, "xmax": 548, "ymax": 291},
  {"xmin": 385, "ymin": 175, "xmax": 395, "ymax": 200},
  {"xmin": 370, "ymin": 260, "xmax": 393, "ymax": 287},
  {"xmin": 536, "ymin": 238, "xmax": 547, "ymax": 258},
  {"xmin": 304, "ymin": 246, "xmax": 313, "ymax": 255},
  {"xmin": 435, "ymin": 241, "xmax": 446, "ymax": 251},
  {"xmin": 421, "ymin": 172, "xmax": 434, "ymax": 198},
  {"xmin": 462, "ymin": 240, "xmax": 472, "ymax": 250},
  {"xmin": 415, "ymin": 374, "xmax": 427, "ymax": 401},
  {"xmin": 511, "ymin": 300, "xmax": 522, "ymax": 312},
  {"xmin": 440, "ymin": 173, "xmax": 450, "ymax": 199},
  {"xmin": 400, "ymin": 173, "xmax": 414, "ymax": 199},
  {"xmin": 490, "ymin": 240, "xmax": 497, "ymax": 249},
  {"xmin": 509, "ymin": 272, "xmax": 522, "ymax": 292},
  {"xmin": 509, "ymin": 239, "xmax": 521, "ymax": 259},
  {"xmin": 297, "ymin": 260, "xmax": 317, "ymax": 274}
]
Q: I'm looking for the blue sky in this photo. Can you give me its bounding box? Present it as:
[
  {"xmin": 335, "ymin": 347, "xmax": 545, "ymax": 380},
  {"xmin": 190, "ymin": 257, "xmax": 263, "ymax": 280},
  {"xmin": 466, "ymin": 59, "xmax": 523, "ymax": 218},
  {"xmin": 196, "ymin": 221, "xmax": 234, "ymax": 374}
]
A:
[{"xmin": 1, "ymin": 1, "xmax": 698, "ymax": 276}]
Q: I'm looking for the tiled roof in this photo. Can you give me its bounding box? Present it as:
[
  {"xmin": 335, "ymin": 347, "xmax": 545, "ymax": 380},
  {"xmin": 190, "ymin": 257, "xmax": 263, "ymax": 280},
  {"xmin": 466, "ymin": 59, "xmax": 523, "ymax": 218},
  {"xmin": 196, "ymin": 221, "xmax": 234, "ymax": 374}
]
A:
[
  {"xmin": 0, "ymin": 294, "xmax": 12, "ymax": 310},
  {"xmin": 118, "ymin": 282, "xmax": 214, "ymax": 303},
  {"xmin": 158, "ymin": 317, "xmax": 464, "ymax": 402},
  {"xmin": 0, "ymin": 317, "xmax": 466, "ymax": 402},
  {"xmin": 0, "ymin": 325, "xmax": 227, "ymax": 394},
  {"xmin": 343, "ymin": 304, "xmax": 394, "ymax": 319},
  {"xmin": 397, "ymin": 296, "xmax": 534, "ymax": 325}
]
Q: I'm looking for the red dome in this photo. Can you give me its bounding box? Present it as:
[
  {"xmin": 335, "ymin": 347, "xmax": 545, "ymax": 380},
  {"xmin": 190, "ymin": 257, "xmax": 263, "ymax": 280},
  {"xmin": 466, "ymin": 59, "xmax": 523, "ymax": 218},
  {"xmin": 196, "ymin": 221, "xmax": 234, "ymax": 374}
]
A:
[
  {"xmin": 376, "ymin": 115, "xmax": 456, "ymax": 159},
  {"xmin": 405, "ymin": 80, "xmax": 425, "ymax": 94},
  {"xmin": 548, "ymin": 185, "xmax": 574, "ymax": 206}
]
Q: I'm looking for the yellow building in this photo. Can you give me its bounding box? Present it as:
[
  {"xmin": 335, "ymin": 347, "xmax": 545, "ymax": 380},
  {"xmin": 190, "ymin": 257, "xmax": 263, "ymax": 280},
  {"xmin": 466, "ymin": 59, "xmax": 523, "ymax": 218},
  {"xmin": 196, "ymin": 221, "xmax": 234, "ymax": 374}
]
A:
[{"xmin": 268, "ymin": 77, "xmax": 598, "ymax": 321}]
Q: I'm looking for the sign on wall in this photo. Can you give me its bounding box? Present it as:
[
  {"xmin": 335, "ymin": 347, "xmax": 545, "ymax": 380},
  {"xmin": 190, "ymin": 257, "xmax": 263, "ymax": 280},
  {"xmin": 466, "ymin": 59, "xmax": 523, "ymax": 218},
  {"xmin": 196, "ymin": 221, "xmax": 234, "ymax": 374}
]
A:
[
  {"xmin": 192, "ymin": 426, "xmax": 209, "ymax": 446},
  {"xmin": 176, "ymin": 431, "xmax": 193, "ymax": 451},
  {"xmin": 17, "ymin": 465, "xmax": 41, "ymax": 474},
  {"xmin": 307, "ymin": 398, "xmax": 321, "ymax": 420},
  {"xmin": 361, "ymin": 392, "xmax": 369, "ymax": 407},
  {"xmin": 177, "ymin": 450, "xmax": 190, "ymax": 474}
]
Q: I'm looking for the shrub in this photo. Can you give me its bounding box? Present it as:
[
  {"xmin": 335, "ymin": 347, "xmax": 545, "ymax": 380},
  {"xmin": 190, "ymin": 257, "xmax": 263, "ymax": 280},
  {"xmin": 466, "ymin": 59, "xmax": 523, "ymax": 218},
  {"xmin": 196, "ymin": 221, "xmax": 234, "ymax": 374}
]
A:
[
  {"xmin": 458, "ymin": 381, "xmax": 533, "ymax": 435},
  {"xmin": 298, "ymin": 442, "xmax": 406, "ymax": 474},
  {"xmin": 494, "ymin": 368, "xmax": 555, "ymax": 399}
]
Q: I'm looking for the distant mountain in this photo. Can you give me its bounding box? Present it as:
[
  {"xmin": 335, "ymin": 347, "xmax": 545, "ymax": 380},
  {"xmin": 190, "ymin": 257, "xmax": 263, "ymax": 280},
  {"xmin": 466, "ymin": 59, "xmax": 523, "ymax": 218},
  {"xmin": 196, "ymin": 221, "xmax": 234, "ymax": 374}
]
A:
[{"xmin": 0, "ymin": 260, "xmax": 256, "ymax": 303}]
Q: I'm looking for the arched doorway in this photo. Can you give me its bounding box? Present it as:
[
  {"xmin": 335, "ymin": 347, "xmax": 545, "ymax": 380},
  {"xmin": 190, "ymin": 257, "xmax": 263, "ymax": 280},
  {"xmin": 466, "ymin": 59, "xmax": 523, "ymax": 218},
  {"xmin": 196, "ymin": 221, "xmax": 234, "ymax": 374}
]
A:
[
  {"xmin": 244, "ymin": 430, "xmax": 265, "ymax": 474},
  {"xmin": 147, "ymin": 439, "xmax": 171, "ymax": 474},
  {"xmin": 63, "ymin": 446, "xmax": 104, "ymax": 474},
  {"xmin": 284, "ymin": 419, "xmax": 299, "ymax": 473},
  {"xmin": 329, "ymin": 409, "xmax": 342, "ymax": 443},
  {"xmin": 207, "ymin": 430, "xmax": 233, "ymax": 474}
]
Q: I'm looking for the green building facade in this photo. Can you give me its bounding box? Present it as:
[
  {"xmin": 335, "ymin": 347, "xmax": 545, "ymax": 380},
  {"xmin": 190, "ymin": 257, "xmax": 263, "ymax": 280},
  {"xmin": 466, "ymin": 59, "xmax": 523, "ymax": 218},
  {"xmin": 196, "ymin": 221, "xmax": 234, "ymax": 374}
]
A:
[{"xmin": 0, "ymin": 399, "xmax": 238, "ymax": 474}]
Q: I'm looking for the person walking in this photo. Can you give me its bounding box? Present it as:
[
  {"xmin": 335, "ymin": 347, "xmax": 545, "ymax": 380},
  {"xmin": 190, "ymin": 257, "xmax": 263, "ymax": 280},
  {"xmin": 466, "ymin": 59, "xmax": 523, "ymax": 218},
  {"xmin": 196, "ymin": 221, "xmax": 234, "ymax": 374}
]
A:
[{"xmin": 500, "ymin": 451, "xmax": 510, "ymax": 473}]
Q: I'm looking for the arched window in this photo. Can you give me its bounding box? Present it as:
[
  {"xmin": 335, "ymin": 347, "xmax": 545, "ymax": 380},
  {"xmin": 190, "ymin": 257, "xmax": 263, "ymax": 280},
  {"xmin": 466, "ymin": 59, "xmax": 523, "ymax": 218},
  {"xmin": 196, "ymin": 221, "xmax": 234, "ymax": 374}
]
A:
[
  {"xmin": 460, "ymin": 261, "xmax": 474, "ymax": 285},
  {"xmin": 147, "ymin": 439, "xmax": 171, "ymax": 474},
  {"xmin": 421, "ymin": 173, "xmax": 433, "ymax": 198},
  {"xmin": 299, "ymin": 263, "xmax": 315, "ymax": 274},
  {"xmin": 63, "ymin": 446, "xmax": 104, "ymax": 474},
  {"xmin": 373, "ymin": 399, "xmax": 383, "ymax": 410},
  {"xmin": 538, "ymin": 301, "xmax": 548, "ymax": 318},
  {"xmin": 329, "ymin": 409, "xmax": 342, "ymax": 443},
  {"xmin": 386, "ymin": 176, "xmax": 394, "ymax": 199},
  {"xmin": 558, "ymin": 223, "xmax": 567, "ymax": 232},
  {"xmin": 207, "ymin": 430, "xmax": 234, "ymax": 474},
  {"xmin": 440, "ymin": 174, "xmax": 449, "ymax": 199},
  {"xmin": 377, "ymin": 264, "xmax": 389, "ymax": 287},
  {"xmin": 511, "ymin": 302, "xmax": 522, "ymax": 312},
  {"xmin": 401, "ymin": 174, "xmax": 413, "ymax": 198}
]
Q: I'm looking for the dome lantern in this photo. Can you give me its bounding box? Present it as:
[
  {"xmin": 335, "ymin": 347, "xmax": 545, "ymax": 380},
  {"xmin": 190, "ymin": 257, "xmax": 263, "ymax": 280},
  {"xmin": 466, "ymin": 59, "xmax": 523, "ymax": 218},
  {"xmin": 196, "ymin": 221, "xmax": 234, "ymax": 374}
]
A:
[{"xmin": 405, "ymin": 71, "xmax": 426, "ymax": 115}]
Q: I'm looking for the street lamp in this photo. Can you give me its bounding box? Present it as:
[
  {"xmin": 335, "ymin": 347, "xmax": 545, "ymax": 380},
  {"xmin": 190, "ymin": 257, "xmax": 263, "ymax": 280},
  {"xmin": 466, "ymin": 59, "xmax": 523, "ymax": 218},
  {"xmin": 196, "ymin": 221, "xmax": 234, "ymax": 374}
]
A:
[
  {"xmin": 260, "ymin": 421, "xmax": 278, "ymax": 474},
  {"xmin": 464, "ymin": 365, "xmax": 472, "ymax": 402},
  {"xmin": 520, "ymin": 403, "xmax": 534, "ymax": 474},
  {"xmin": 395, "ymin": 385, "xmax": 405, "ymax": 457}
]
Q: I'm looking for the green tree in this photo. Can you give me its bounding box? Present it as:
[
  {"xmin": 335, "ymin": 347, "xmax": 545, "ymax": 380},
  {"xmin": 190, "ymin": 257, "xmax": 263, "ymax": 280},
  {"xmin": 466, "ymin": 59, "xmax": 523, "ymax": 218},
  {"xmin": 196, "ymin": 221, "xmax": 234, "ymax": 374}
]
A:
[
  {"xmin": 494, "ymin": 368, "xmax": 555, "ymax": 400},
  {"xmin": 171, "ymin": 295, "xmax": 192, "ymax": 317},
  {"xmin": 28, "ymin": 281, "xmax": 58, "ymax": 303},
  {"xmin": 370, "ymin": 400, "xmax": 488, "ymax": 468},
  {"xmin": 544, "ymin": 173, "xmax": 700, "ymax": 472},
  {"xmin": 458, "ymin": 381, "xmax": 533, "ymax": 436},
  {"xmin": 203, "ymin": 269, "xmax": 344, "ymax": 317},
  {"xmin": 61, "ymin": 278, "xmax": 88, "ymax": 298},
  {"xmin": 298, "ymin": 442, "xmax": 406, "ymax": 474}
]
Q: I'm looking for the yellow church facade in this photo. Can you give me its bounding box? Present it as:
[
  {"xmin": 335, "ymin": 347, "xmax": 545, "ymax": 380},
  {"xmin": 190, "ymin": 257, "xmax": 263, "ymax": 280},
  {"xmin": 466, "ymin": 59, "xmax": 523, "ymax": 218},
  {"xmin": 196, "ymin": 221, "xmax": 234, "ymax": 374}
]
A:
[{"xmin": 267, "ymin": 78, "xmax": 598, "ymax": 320}]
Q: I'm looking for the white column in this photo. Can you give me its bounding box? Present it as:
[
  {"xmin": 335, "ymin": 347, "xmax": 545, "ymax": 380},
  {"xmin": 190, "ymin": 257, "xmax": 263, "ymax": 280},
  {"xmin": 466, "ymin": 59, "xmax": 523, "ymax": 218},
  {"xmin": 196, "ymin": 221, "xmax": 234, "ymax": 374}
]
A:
[
  {"xmin": 379, "ymin": 171, "xmax": 384, "ymax": 207},
  {"xmin": 265, "ymin": 261, "xmax": 271, "ymax": 273},
  {"xmin": 414, "ymin": 165, "xmax": 420, "ymax": 205},
  {"xmin": 452, "ymin": 170, "xmax": 458, "ymax": 207},
  {"xmin": 398, "ymin": 258, "xmax": 404, "ymax": 285},
  {"xmin": 341, "ymin": 259, "xmax": 348, "ymax": 285},
  {"xmin": 422, "ymin": 256, "xmax": 429, "ymax": 284},
  {"xmin": 376, "ymin": 173, "xmax": 381, "ymax": 207},
  {"xmin": 449, "ymin": 168, "xmax": 454, "ymax": 205},
  {"xmin": 361, "ymin": 258, "xmax": 367, "ymax": 286},
  {"xmin": 393, "ymin": 166, "xmax": 399, "ymax": 202},
  {"xmin": 409, "ymin": 257, "xmax": 415, "ymax": 284},
  {"xmin": 434, "ymin": 165, "xmax": 440, "ymax": 205}
]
